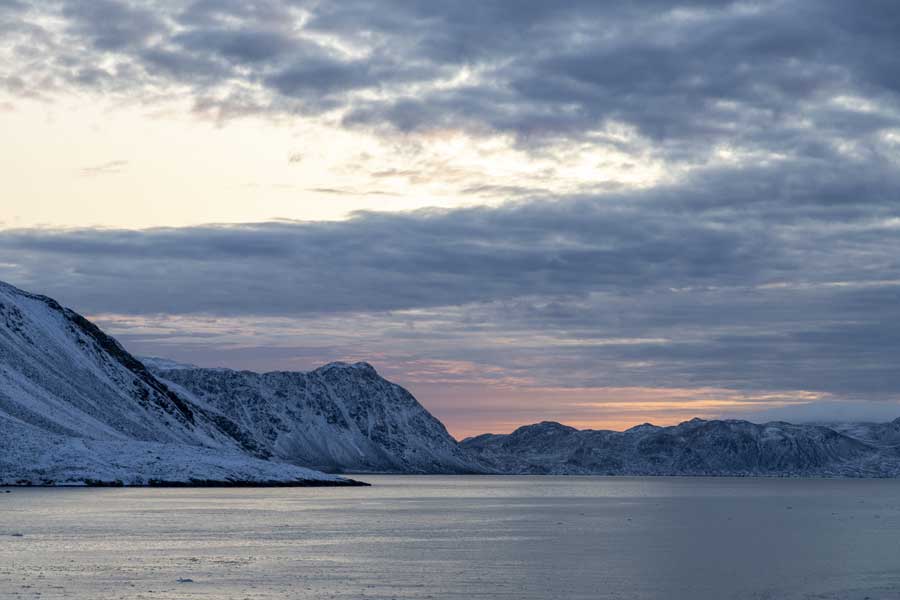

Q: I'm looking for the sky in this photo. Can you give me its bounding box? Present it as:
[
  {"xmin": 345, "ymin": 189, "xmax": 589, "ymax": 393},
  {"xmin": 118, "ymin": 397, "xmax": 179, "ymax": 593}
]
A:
[{"xmin": 2, "ymin": 1, "xmax": 900, "ymax": 438}]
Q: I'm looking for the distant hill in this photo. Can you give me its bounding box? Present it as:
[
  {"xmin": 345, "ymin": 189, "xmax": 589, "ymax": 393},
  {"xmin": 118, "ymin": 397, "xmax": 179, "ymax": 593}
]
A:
[{"xmin": 462, "ymin": 418, "xmax": 900, "ymax": 477}]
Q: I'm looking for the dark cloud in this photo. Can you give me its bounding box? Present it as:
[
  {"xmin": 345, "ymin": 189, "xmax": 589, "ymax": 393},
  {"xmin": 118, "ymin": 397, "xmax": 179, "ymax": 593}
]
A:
[
  {"xmin": 173, "ymin": 28, "xmax": 295, "ymax": 64},
  {"xmin": 62, "ymin": 0, "xmax": 165, "ymax": 51},
  {"xmin": 3, "ymin": 157, "xmax": 900, "ymax": 403},
  {"xmin": 0, "ymin": 178, "xmax": 774, "ymax": 314},
  {"xmin": 3, "ymin": 1, "xmax": 898, "ymax": 164},
  {"xmin": 0, "ymin": 0, "xmax": 26, "ymax": 14}
]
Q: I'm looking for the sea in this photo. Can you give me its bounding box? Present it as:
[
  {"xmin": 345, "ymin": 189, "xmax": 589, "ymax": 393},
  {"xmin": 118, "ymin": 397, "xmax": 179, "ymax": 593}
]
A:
[{"xmin": 2, "ymin": 475, "xmax": 900, "ymax": 599}]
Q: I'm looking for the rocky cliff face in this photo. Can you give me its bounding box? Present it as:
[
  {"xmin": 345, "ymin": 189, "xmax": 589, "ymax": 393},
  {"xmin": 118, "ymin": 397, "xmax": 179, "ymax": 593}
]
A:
[
  {"xmin": 462, "ymin": 418, "xmax": 900, "ymax": 477},
  {"xmin": 0, "ymin": 280, "xmax": 348, "ymax": 486},
  {"xmin": 147, "ymin": 360, "xmax": 481, "ymax": 474}
]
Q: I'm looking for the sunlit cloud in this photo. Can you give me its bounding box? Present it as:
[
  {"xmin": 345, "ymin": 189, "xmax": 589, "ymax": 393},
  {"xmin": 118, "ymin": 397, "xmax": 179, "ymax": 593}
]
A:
[{"xmin": 80, "ymin": 159, "xmax": 128, "ymax": 176}]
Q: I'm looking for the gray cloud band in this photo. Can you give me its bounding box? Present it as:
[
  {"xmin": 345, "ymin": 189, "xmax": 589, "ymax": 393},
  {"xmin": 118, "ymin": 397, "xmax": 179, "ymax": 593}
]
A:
[
  {"xmin": 2, "ymin": 158, "xmax": 900, "ymax": 399},
  {"xmin": 2, "ymin": 2, "xmax": 899, "ymax": 158}
]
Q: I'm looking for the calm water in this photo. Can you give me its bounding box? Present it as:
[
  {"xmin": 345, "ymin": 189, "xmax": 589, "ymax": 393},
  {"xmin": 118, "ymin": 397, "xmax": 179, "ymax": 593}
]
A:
[{"xmin": 2, "ymin": 475, "xmax": 900, "ymax": 599}]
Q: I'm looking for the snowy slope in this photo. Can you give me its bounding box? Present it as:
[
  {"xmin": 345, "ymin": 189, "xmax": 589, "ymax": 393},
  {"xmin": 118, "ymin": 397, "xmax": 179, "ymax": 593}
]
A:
[
  {"xmin": 0, "ymin": 412, "xmax": 347, "ymax": 486},
  {"xmin": 827, "ymin": 419, "xmax": 900, "ymax": 452},
  {"xmin": 147, "ymin": 360, "xmax": 480, "ymax": 474},
  {"xmin": 462, "ymin": 418, "xmax": 900, "ymax": 477},
  {"xmin": 0, "ymin": 280, "xmax": 352, "ymax": 486}
]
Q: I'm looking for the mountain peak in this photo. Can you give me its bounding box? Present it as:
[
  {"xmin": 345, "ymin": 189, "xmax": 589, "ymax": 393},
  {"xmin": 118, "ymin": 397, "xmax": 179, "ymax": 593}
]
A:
[
  {"xmin": 317, "ymin": 360, "xmax": 378, "ymax": 374},
  {"xmin": 510, "ymin": 421, "xmax": 578, "ymax": 437},
  {"xmin": 625, "ymin": 422, "xmax": 660, "ymax": 433}
]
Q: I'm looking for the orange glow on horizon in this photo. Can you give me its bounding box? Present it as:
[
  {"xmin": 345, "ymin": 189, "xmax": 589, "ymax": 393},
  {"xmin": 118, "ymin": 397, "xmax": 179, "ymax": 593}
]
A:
[{"xmin": 419, "ymin": 384, "xmax": 828, "ymax": 441}]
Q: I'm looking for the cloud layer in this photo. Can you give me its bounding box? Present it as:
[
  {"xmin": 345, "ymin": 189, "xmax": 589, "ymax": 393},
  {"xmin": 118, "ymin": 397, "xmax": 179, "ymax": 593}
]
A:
[
  {"xmin": 4, "ymin": 158, "xmax": 900, "ymax": 405},
  {"xmin": 4, "ymin": 1, "xmax": 900, "ymax": 159},
  {"xmin": 3, "ymin": 0, "xmax": 900, "ymax": 430}
]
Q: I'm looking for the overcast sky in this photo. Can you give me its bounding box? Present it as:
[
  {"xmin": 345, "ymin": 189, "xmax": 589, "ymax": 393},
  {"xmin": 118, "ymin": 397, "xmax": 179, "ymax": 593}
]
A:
[{"xmin": 3, "ymin": 0, "xmax": 900, "ymax": 437}]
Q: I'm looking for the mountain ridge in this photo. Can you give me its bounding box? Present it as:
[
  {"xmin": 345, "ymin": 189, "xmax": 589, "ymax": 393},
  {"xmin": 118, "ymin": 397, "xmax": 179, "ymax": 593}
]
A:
[
  {"xmin": 5, "ymin": 277, "xmax": 900, "ymax": 482},
  {"xmin": 461, "ymin": 417, "xmax": 900, "ymax": 477},
  {"xmin": 0, "ymin": 279, "xmax": 353, "ymax": 486},
  {"xmin": 147, "ymin": 358, "xmax": 482, "ymax": 474}
]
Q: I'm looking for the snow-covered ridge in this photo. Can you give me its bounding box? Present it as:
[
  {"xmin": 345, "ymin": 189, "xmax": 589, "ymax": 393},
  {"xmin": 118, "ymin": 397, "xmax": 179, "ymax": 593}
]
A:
[
  {"xmin": 0, "ymin": 280, "xmax": 355, "ymax": 486},
  {"xmin": 143, "ymin": 357, "xmax": 382, "ymax": 377},
  {"xmin": 146, "ymin": 359, "xmax": 482, "ymax": 474},
  {"xmin": 6, "ymin": 277, "xmax": 900, "ymax": 481},
  {"xmin": 462, "ymin": 417, "xmax": 900, "ymax": 477}
]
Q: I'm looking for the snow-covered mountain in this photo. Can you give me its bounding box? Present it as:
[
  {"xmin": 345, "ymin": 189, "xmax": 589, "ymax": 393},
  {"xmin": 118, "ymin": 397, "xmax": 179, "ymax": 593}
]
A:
[
  {"xmin": 462, "ymin": 418, "xmax": 900, "ymax": 477},
  {"xmin": 827, "ymin": 420, "xmax": 900, "ymax": 452},
  {"xmin": 0, "ymin": 280, "xmax": 352, "ymax": 486},
  {"xmin": 7, "ymin": 278, "xmax": 900, "ymax": 482},
  {"xmin": 146, "ymin": 360, "xmax": 480, "ymax": 474}
]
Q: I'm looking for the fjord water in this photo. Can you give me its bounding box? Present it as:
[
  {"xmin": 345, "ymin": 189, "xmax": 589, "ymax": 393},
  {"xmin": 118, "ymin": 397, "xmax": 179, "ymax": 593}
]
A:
[{"xmin": 2, "ymin": 476, "xmax": 900, "ymax": 599}]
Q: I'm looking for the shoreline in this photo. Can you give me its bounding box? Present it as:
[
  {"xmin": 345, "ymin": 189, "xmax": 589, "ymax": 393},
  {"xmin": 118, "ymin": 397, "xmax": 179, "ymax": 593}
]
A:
[{"xmin": 0, "ymin": 478, "xmax": 371, "ymax": 488}]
